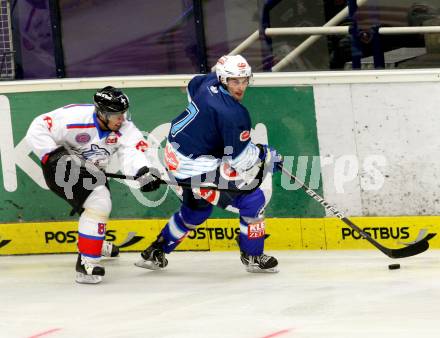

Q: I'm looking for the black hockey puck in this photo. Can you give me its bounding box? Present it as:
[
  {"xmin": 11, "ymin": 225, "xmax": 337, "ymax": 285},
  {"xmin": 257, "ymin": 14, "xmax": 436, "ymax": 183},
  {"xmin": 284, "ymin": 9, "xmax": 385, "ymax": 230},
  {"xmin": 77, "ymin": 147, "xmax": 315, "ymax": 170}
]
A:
[{"xmin": 388, "ymin": 263, "xmax": 400, "ymax": 270}]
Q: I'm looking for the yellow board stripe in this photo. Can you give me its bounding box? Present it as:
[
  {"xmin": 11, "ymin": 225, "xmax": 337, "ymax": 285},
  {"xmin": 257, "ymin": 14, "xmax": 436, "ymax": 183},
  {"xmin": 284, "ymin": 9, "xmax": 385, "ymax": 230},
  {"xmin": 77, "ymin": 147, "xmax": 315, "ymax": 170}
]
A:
[{"xmin": 0, "ymin": 216, "xmax": 439, "ymax": 255}]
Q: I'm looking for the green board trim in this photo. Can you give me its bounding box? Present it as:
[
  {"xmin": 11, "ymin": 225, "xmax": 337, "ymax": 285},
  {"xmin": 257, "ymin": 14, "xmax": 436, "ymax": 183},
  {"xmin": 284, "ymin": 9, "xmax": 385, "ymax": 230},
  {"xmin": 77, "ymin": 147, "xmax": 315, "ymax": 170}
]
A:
[{"xmin": 0, "ymin": 86, "xmax": 324, "ymax": 222}]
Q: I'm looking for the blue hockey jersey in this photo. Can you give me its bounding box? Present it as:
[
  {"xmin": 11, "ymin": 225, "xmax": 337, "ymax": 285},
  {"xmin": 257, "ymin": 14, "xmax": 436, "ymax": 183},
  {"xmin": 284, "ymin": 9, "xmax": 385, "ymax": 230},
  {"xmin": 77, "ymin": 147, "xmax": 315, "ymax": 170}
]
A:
[{"xmin": 165, "ymin": 73, "xmax": 260, "ymax": 179}]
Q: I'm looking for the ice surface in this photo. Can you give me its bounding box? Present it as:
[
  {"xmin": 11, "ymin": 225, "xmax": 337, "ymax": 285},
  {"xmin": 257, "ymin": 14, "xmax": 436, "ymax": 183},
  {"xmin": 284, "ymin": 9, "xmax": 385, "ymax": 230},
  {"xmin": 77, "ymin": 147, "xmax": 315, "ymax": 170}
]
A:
[{"xmin": 1, "ymin": 250, "xmax": 440, "ymax": 338}]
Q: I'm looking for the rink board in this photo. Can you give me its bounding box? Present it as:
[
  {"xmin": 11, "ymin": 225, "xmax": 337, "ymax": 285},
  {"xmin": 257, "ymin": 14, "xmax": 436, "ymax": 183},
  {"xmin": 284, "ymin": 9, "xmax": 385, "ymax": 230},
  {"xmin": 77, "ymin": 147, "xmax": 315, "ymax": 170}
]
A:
[
  {"xmin": 0, "ymin": 86, "xmax": 323, "ymax": 222},
  {"xmin": 0, "ymin": 216, "xmax": 439, "ymax": 255}
]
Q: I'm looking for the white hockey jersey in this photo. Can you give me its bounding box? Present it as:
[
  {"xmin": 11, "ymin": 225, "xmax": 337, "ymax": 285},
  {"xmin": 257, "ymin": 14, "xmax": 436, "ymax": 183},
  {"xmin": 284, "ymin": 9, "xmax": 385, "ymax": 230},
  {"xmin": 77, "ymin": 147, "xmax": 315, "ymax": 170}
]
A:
[{"xmin": 26, "ymin": 104, "xmax": 151, "ymax": 176}]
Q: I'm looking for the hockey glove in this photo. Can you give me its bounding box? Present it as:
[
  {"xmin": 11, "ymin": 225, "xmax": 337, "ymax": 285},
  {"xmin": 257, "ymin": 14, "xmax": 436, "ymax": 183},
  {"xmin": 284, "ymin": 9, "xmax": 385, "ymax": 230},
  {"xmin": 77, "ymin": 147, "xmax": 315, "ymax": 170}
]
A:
[
  {"xmin": 136, "ymin": 166, "xmax": 162, "ymax": 192},
  {"xmin": 256, "ymin": 144, "xmax": 283, "ymax": 173}
]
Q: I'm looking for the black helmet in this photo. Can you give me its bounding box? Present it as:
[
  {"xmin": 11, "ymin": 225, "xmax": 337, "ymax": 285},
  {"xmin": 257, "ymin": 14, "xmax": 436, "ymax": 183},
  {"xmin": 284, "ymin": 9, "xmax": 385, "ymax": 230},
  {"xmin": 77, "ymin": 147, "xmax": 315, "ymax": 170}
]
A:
[{"xmin": 94, "ymin": 86, "xmax": 129, "ymax": 121}]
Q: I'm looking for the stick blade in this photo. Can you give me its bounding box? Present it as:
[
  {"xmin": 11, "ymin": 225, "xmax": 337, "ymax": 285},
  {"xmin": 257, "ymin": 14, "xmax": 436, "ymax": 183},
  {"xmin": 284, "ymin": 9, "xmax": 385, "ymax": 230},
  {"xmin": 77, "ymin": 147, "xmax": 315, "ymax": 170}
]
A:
[{"xmin": 387, "ymin": 233, "xmax": 436, "ymax": 259}]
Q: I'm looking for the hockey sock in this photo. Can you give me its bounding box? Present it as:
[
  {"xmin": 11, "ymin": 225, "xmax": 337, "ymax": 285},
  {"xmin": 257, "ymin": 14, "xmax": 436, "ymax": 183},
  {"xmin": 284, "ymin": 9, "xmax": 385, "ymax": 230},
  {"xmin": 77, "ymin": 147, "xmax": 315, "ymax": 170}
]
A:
[
  {"xmin": 78, "ymin": 186, "xmax": 111, "ymax": 258},
  {"xmin": 238, "ymin": 217, "xmax": 265, "ymax": 256},
  {"xmin": 232, "ymin": 189, "xmax": 266, "ymax": 256},
  {"xmin": 78, "ymin": 211, "xmax": 106, "ymax": 258},
  {"xmin": 159, "ymin": 212, "xmax": 192, "ymax": 254}
]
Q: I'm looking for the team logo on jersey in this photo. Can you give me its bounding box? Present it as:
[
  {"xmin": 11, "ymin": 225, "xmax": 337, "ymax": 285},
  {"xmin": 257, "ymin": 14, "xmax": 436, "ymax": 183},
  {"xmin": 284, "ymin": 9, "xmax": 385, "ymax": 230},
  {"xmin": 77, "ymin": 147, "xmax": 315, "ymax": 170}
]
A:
[
  {"xmin": 75, "ymin": 133, "xmax": 91, "ymax": 144},
  {"xmin": 220, "ymin": 162, "xmax": 239, "ymax": 181},
  {"xmin": 82, "ymin": 144, "xmax": 110, "ymax": 160},
  {"xmin": 105, "ymin": 132, "xmax": 118, "ymax": 145},
  {"xmin": 248, "ymin": 221, "xmax": 265, "ymax": 239},
  {"xmin": 135, "ymin": 140, "xmax": 149, "ymax": 152},
  {"xmin": 43, "ymin": 116, "xmax": 53, "ymax": 131},
  {"xmin": 194, "ymin": 188, "xmax": 220, "ymax": 205},
  {"xmin": 239, "ymin": 130, "xmax": 250, "ymax": 141},
  {"xmin": 209, "ymin": 86, "xmax": 218, "ymax": 94},
  {"xmin": 164, "ymin": 143, "xmax": 179, "ymax": 171}
]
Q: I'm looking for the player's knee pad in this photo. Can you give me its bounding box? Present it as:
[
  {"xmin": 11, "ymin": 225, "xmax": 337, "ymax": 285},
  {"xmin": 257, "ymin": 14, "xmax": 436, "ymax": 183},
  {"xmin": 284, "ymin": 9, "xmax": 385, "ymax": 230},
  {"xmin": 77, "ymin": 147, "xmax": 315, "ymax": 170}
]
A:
[
  {"xmin": 180, "ymin": 204, "xmax": 213, "ymax": 228},
  {"xmin": 82, "ymin": 185, "xmax": 112, "ymax": 221},
  {"xmin": 234, "ymin": 188, "xmax": 266, "ymax": 219}
]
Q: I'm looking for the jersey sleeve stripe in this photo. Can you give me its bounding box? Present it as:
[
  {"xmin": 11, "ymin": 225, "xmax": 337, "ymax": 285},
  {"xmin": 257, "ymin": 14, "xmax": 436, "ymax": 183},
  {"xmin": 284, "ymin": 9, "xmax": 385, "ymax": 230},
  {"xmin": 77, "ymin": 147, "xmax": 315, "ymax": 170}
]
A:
[
  {"xmin": 66, "ymin": 123, "xmax": 95, "ymax": 129},
  {"xmin": 63, "ymin": 104, "xmax": 94, "ymax": 109},
  {"xmin": 230, "ymin": 142, "xmax": 260, "ymax": 171}
]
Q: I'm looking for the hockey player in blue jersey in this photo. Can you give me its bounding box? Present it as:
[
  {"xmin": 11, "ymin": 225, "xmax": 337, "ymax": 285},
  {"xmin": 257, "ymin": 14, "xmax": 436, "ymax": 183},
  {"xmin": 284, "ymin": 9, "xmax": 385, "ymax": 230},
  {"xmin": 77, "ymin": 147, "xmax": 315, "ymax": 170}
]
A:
[{"xmin": 135, "ymin": 55, "xmax": 283, "ymax": 273}]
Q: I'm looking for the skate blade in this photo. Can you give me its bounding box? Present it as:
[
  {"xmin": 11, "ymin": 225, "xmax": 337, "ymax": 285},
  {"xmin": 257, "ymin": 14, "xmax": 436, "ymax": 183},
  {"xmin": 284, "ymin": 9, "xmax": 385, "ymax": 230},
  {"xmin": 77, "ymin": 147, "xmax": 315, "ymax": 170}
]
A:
[
  {"xmin": 245, "ymin": 265, "xmax": 279, "ymax": 273},
  {"xmin": 134, "ymin": 260, "xmax": 163, "ymax": 270},
  {"xmin": 75, "ymin": 272, "xmax": 103, "ymax": 284}
]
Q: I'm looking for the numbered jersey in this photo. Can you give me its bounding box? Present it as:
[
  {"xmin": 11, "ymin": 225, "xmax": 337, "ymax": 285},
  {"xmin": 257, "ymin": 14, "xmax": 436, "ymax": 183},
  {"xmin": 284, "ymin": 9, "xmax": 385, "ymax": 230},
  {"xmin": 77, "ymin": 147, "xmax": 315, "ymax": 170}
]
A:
[
  {"xmin": 167, "ymin": 73, "xmax": 260, "ymax": 179},
  {"xmin": 26, "ymin": 104, "xmax": 150, "ymax": 175}
]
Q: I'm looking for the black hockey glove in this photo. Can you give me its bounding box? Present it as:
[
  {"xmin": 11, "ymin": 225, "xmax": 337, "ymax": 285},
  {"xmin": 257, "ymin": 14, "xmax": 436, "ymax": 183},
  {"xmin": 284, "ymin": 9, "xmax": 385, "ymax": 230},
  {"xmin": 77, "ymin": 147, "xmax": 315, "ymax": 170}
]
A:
[{"xmin": 136, "ymin": 166, "xmax": 162, "ymax": 192}]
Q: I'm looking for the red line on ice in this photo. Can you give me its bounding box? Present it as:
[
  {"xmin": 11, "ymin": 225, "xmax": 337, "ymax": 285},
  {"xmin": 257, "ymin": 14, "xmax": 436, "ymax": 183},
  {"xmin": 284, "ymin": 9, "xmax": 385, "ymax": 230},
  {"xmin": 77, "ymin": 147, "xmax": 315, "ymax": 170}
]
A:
[
  {"xmin": 27, "ymin": 328, "xmax": 61, "ymax": 338},
  {"xmin": 260, "ymin": 328, "xmax": 292, "ymax": 338}
]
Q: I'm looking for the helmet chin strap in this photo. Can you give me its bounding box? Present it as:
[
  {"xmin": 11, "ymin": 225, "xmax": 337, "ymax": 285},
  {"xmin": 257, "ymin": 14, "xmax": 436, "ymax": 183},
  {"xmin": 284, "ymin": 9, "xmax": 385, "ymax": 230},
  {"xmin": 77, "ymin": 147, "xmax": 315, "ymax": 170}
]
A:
[{"xmin": 97, "ymin": 112, "xmax": 111, "ymax": 131}]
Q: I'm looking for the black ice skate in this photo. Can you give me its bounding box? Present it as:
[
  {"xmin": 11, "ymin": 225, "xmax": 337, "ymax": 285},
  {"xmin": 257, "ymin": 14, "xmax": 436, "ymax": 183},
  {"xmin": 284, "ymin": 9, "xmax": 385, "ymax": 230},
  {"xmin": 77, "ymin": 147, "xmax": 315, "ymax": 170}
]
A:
[
  {"xmin": 236, "ymin": 236, "xmax": 279, "ymax": 273},
  {"xmin": 239, "ymin": 251, "xmax": 279, "ymax": 273},
  {"xmin": 134, "ymin": 238, "xmax": 168, "ymax": 270},
  {"xmin": 101, "ymin": 240, "xmax": 120, "ymax": 258},
  {"xmin": 75, "ymin": 254, "xmax": 105, "ymax": 284}
]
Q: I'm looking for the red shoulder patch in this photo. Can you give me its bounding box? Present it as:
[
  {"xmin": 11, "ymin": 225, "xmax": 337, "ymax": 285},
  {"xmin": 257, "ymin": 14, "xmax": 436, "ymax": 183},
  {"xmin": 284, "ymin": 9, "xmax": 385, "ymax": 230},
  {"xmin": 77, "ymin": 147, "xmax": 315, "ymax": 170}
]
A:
[
  {"xmin": 135, "ymin": 140, "xmax": 149, "ymax": 152},
  {"xmin": 43, "ymin": 116, "xmax": 53, "ymax": 131},
  {"xmin": 164, "ymin": 144, "xmax": 179, "ymax": 171},
  {"xmin": 239, "ymin": 130, "xmax": 250, "ymax": 142}
]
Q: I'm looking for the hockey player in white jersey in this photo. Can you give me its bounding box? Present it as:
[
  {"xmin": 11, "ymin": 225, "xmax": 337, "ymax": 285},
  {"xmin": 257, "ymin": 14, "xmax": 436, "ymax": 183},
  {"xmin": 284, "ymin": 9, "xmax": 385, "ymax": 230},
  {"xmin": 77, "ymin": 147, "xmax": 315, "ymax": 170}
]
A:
[{"xmin": 26, "ymin": 86, "xmax": 162, "ymax": 284}]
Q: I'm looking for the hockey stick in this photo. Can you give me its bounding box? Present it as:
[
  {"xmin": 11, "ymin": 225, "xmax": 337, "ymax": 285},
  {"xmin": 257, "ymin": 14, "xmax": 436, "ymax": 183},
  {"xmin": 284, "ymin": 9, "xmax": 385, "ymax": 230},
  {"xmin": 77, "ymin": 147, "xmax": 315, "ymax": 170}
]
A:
[
  {"xmin": 60, "ymin": 142, "xmax": 254, "ymax": 193},
  {"xmin": 278, "ymin": 164, "xmax": 436, "ymax": 258},
  {"xmin": 104, "ymin": 171, "xmax": 243, "ymax": 193}
]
